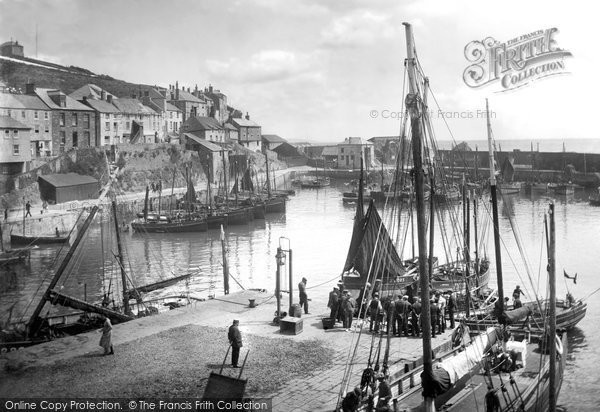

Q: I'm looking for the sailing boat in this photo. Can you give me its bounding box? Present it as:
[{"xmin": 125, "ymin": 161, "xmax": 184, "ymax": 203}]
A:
[
  {"xmin": 1, "ymin": 199, "xmax": 194, "ymax": 350},
  {"xmin": 300, "ymin": 158, "xmax": 330, "ymax": 188},
  {"xmin": 338, "ymin": 24, "xmax": 568, "ymax": 412}
]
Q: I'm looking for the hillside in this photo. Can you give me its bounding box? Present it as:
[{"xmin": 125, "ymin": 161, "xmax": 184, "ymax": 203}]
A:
[{"xmin": 0, "ymin": 56, "xmax": 153, "ymax": 97}]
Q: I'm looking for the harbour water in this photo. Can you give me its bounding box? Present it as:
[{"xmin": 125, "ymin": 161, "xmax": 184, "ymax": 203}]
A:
[{"xmin": 1, "ymin": 181, "xmax": 599, "ymax": 410}]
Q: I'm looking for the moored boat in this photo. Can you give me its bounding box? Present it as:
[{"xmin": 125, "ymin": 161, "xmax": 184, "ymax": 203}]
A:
[{"xmin": 10, "ymin": 234, "xmax": 69, "ymax": 246}]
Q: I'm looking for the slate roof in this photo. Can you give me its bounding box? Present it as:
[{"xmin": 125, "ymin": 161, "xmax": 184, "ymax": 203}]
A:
[
  {"xmin": 35, "ymin": 88, "xmax": 92, "ymax": 111},
  {"xmin": 184, "ymin": 133, "xmax": 223, "ymax": 152},
  {"xmin": 229, "ymin": 117, "xmax": 260, "ymax": 128},
  {"xmin": 69, "ymin": 84, "xmax": 117, "ymax": 101},
  {"xmin": 185, "ymin": 116, "xmax": 223, "ymax": 131},
  {"xmin": 112, "ymin": 98, "xmax": 156, "ymax": 115},
  {"xmin": 166, "ymin": 102, "xmax": 181, "ymax": 112},
  {"xmin": 0, "ymin": 115, "xmax": 31, "ymax": 129},
  {"xmin": 0, "ymin": 93, "xmax": 49, "ymax": 110},
  {"xmin": 38, "ymin": 173, "xmax": 99, "ymax": 187},
  {"xmin": 262, "ymin": 134, "xmax": 286, "ymax": 143},
  {"xmin": 82, "ymin": 98, "xmax": 121, "ymax": 113},
  {"xmin": 174, "ymin": 89, "xmax": 205, "ymax": 103}
]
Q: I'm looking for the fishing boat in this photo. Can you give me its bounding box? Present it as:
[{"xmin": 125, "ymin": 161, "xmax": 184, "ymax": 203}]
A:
[
  {"xmin": 0, "ymin": 224, "xmax": 32, "ymax": 265},
  {"xmin": 300, "ymin": 176, "xmax": 330, "ymax": 188},
  {"xmin": 1, "ymin": 200, "xmax": 195, "ymax": 351},
  {"xmin": 336, "ymin": 24, "xmax": 566, "ymax": 412},
  {"xmin": 10, "ymin": 234, "xmax": 69, "ymax": 246},
  {"xmin": 549, "ymin": 182, "xmax": 575, "ymax": 196},
  {"xmin": 498, "ymin": 182, "xmax": 522, "ymax": 195}
]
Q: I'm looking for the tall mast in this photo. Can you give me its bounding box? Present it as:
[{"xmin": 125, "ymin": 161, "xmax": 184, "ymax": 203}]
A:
[
  {"xmin": 27, "ymin": 206, "xmax": 99, "ymax": 335},
  {"xmin": 144, "ymin": 185, "xmax": 149, "ymax": 222},
  {"xmin": 548, "ymin": 202, "xmax": 557, "ymax": 411},
  {"xmin": 423, "ymin": 78, "xmax": 435, "ymax": 283},
  {"xmin": 265, "ymin": 150, "xmax": 272, "ymax": 198},
  {"xmin": 221, "ymin": 149, "xmax": 229, "ymax": 210},
  {"xmin": 403, "ymin": 22, "xmax": 434, "ymax": 411},
  {"xmin": 112, "ymin": 200, "xmax": 130, "ymax": 315},
  {"xmin": 486, "ymin": 99, "xmax": 504, "ymax": 306}
]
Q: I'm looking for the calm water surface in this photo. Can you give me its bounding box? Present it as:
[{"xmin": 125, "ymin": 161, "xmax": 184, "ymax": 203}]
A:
[{"xmin": 1, "ymin": 181, "xmax": 598, "ymax": 410}]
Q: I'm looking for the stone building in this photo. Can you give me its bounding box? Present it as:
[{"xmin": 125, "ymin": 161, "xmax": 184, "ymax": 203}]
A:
[
  {"xmin": 228, "ymin": 115, "xmax": 261, "ymax": 152},
  {"xmin": 337, "ymin": 137, "xmax": 374, "ymax": 169},
  {"xmin": 0, "ymin": 115, "xmax": 31, "ymax": 176},
  {"xmin": 181, "ymin": 116, "xmax": 225, "ymax": 143},
  {"xmin": 0, "ymin": 87, "xmax": 53, "ymax": 157},
  {"xmin": 167, "ymin": 82, "xmax": 209, "ymax": 123},
  {"xmin": 33, "ymin": 88, "xmax": 96, "ymax": 154},
  {"xmin": 70, "ymin": 84, "xmax": 122, "ymax": 146}
]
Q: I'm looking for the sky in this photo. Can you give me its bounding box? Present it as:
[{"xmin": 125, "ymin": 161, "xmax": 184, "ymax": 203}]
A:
[{"xmin": 0, "ymin": 0, "xmax": 598, "ymax": 144}]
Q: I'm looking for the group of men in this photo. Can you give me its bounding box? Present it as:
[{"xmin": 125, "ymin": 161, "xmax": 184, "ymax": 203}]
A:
[{"xmin": 327, "ymin": 283, "xmax": 457, "ymax": 337}]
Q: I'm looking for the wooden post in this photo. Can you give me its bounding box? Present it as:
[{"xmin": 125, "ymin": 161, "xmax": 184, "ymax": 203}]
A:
[
  {"xmin": 288, "ymin": 248, "xmax": 293, "ymax": 313},
  {"xmin": 221, "ymin": 225, "xmax": 229, "ymax": 295}
]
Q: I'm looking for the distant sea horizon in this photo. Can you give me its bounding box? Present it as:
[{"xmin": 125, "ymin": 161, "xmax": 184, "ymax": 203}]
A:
[{"xmin": 293, "ymin": 138, "xmax": 600, "ymax": 154}]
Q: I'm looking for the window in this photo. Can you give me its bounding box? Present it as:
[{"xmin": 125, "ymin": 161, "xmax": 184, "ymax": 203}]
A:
[
  {"xmin": 21, "ymin": 111, "xmax": 26, "ymax": 118},
  {"xmin": 125, "ymin": 121, "xmax": 130, "ymax": 130},
  {"xmin": 113, "ymin": 122, "xmax": 118, "ymax": 131},
  {"xmin": 44, "ymin": 112, "xmax": 49, "ymax": 120},
  {"xmin": 105, "ymin": 113, "xmax": 110, "ymax": 119},
  {"xmin": 340, "ymin": 155, "xmax": 344, "ymax": 160},
  {"xmin": 59, "ymin": 113, "xmax": 65, "ymax": 126},
  {"xmin": 105, "ymin": 122, "xmax": 110, "ymax": 131},
  {"xmin": 72, "ymin": 113, "xmax": 77, "ymax": 126},
  {"xmin": 84, "ymin": 131, "xmax": 90, "ymax": 146},
  {"xmin": 83, "ymin": 114, "xmax": 90, "ymax": 128},
  {"xmin": 34, "ymin": 111, "xmax": 38, "ymax": 120},
  {"xmin": 341, "ymin": 148, "xmax": 344, "ymax": 153},
  {"xmin": 170, "ymin": 112, "xmax": 173, "ymax": 118},
  {"xmin": 4, "ymin": 130, "xmax": 9, "ymax": 138},
  {"xmin": 72, "ymin": 131, "xmax": 78, "ymax": 147},
  {"xmin": 45, "ymin": 123, "xmax": 50, "ymax": 133},
  {"xmin": 104, "ymin": 136, "xmax": 110, "ymax": 144},
  {"xmin": 13, "ymin": 144, "xmax": 19, "ymax": 155},
  {"xmin": 7, "ymin": 110, "xmax": 11, "ymax": 117},
  {"xmin": 12, "ymin": 130, "xmax": 18, "ymax": 138},
  {"xmin": 35, "ymin": 125, "xmax": 40, "ymax": 134},
  {"xmin": 60, "ymin": 131, "xmax": 66, "ymax": 145}
]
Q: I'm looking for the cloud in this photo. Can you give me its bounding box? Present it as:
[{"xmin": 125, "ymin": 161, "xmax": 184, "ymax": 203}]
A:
[
  {"xmin": 206, "ymin": 49, "xmax": 315, "ymax": 84},
  {"xmin": 320, "ymin": 9, "xmax": 400, "ymax": 48}
]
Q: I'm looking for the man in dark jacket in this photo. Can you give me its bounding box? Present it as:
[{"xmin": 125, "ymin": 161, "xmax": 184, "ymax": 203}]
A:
[
  {"xmin": 447, "ymin": 292, "xmax": 456, "ymax": 329},
  {"xmin": 343, "ymin": 292, "xmax": 356, "ymax": 331},
  {"xmin": 328, "ymin": 286, "xmax": 340, "ymax": 320},
  {"xmin": 298, "ymin": 277, "xmax": 309, "ymax": 314},
  {"xmin": 411, "ymin": 297, "xmax": 421, "ymax": 337},
  {"xmin": 228, "ymin": 319, "xmax": 243, "ymax": 368},
  {"xmin": 430, "ymin": 299, "xmax": 439, "ymax": 338},
  {"xmin": 369, "ymin": 293, "xmax": 382, "ymax": 333}
]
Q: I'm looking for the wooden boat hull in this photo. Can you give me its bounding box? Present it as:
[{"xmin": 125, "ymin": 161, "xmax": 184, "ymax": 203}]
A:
[
  {"xmin": 499, "ymin": 183, "xmax": 521, "ymax": 195},
  {"xmin": 264, "ymin": 197, "xmax": 286, "ymax": 213},
  {"xmin": 225, "ymin": 207, "xmax": 254, "ymax": 225},
  {"xmin": 252, "ymin": 203, "xmax": 266, "ymax": 219},
  {"xmin": 131, "ymin": 219, "xmax": 208, "ymax": 233},
  {"xmin": 464, "ymin": 299, "xmax": 587, "ymax": 333},
  {"xmin": 10, "ymin": 234, "xmax": 69, "ymax": 246}
]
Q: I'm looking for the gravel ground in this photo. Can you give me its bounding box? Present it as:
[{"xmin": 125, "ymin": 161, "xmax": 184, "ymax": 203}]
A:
[{"xmin": 0, "ymin": 324, "xmax": 335, "ymax": 398}]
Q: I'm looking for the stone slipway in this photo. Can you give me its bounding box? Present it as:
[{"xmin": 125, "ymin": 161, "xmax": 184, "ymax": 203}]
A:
[{"xmin": 0, "ymin": 289, "xmax": 453, "ymax": 411}]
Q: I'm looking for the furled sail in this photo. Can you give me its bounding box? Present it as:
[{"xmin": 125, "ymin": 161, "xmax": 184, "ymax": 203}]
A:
[{"xmin": 343, "ymin": 200, "xmax": 406, "ymax": 282}]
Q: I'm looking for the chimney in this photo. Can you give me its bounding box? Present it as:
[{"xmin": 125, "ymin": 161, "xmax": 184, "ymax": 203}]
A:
[
  {"xmin": 187, "ymin": 87, "xmax": 190, "ymax": 93},
  {"xmin": 209, "ymin": 84, "xmax": 213, "ymax": 93},
  {"xmin": 107, "ymin": 95, "xmax": 113, "ymax": 104},
  {"xmin": 82, "ymin": 96, "xmax": 87, "ymax": 103},
  {"xmin": 194, "ymin": 84, "xmax": 198, "ymax": 93},
  {"xmin": 175, "ymin": 81, "xmax": 180, "ymax": 100},
  {"xmin": 101, "ymin": 90, "xmax": 106, "ymax": 101},
  {"xmin": 25, "ymin": 83, "xmax": 35, "ymax": 95},
  {"xmin": 245, "ymin": 112, "xmax": 250, "ymax": 120}
]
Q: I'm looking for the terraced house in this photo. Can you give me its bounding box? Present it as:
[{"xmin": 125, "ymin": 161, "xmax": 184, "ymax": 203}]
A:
[
  {"xmin": 0, "ymin": 115, "xmax": 31, "ymax": 177},
  {"xmin": 112, "ymin": 98, "xmax": 163, "ymax": 144},
  {"xmin": 33, "ymin": 87, "xmax": 96, "ymax": 154},
  {"xmin": 0, "ymin": 85, "xmax": 53, "ymax": 158},
  {"xmin": 70, "ymin": 84, "xmax": 123, "ymax": 146}
]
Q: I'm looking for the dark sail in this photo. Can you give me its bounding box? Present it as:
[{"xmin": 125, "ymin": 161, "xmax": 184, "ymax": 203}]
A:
[
  {"xmin": 343, "ymin": 200, "xmax": 406, "ymax": 281},
  {"xmin": 241, "ymin": 168, "xmax": 254, "ymax": 192}
]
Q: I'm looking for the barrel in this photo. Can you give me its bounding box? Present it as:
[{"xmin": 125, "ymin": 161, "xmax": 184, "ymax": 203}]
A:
[{"xmin": 290, "ymin": 304, "xmax": 302, "ymax": 318}]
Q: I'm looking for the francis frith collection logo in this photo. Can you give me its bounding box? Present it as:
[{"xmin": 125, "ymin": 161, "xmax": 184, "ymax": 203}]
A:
[{"xmin": 463, "ymin": 28, "xmax": 572, "ymax": 91}]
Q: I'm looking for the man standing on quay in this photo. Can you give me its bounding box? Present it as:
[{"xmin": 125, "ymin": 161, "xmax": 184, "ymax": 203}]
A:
[
  {"xmin": 299, "ymin": 277, "xmax": 309, "ymax": 314},
  {"xmin": 228, "ymin": 319, "xmax": 243, "ymax": 368}
]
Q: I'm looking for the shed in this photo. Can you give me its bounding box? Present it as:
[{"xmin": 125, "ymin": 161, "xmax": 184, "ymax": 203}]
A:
[{"xmin": 38, "ymin": 173, "xmax": 100, "ymax": 204}]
